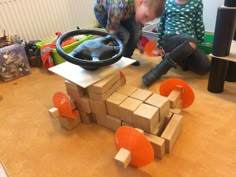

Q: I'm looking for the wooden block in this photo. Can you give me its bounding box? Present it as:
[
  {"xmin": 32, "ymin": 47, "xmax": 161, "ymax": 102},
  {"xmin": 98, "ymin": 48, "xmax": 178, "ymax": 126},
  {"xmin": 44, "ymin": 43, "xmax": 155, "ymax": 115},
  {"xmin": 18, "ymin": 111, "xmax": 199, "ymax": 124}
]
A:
[
  {"xmin": 0, "ymin": 161, "xmax": 9, "ymax": 177},
  {"xmin": 48, "ymin": 107, "xmax": 60, "ymax": 118},
  {"xmin": 133, "ymin": 103, "xmax": 159, "ymax": 133},
  {"xmin": 121, "ymin": 121, "xmax": 134, "ymax": 127},
  {"xmin": 102, "ymin": 115, "xmax": 122, "ymax": 131},
  {"xmin": 90, "ymin": 99, "xmax": 107, "ymax": 123},
  {"xmin": 88, "ymin": 72, "xmax": 120, "ymax": 94},
  {"xmin": 79, "ymin": 111, "xmax": 94, "ymax": 124},
  {"xmin": 75, "ymin": 95, "xmax": 91, "ymax": 113},
  {"xmin": 168, "ymin": 85, "xmax": 183, "ymax": 108},
  {"xmin": 176, "ymin": 99, "xmax": 183, "ymax": 109},
  {"xmin": 59, "ymin": 111, "xmax": 81, "ymax": 130},
  {"xmin": 93, "ymin": 114, "xmax": 106, "ymax": 126},
  {"xmin": 119, "ymin": 97, "xmax": 142, "ymax": 124},
  {"xmin": 145, "ymin": 93, "xmax": 170, "ymax": 122},
  {"xmin": 165, "ymin": 112, "xmax": 173, "ymax": 125},
  {"xmin": 161, "ymin": 114, "xmax": 183, "ymax": 153},
  {"xmin": 130, "ymin": 88, "xmax": 152, "ymax": 101},
  {"xmin": 106, "ymin": 92, "xmax": 128, "ymax": 118},
  {"xmin": 116, "ymin": 85, "xmax": 137, "ymax": 96},
  {"xmin": 144, "ymin": 132, "xmax": 165, "ymax": 159},
  {"xmin": 88, "ymin": 80, "xmax": 121, "ymax": 101},
  {"xmin": 152, "ymin": 118, "xmax": 166, "ymax": 136},
  {"xmin": 66, "ymin": 88, "xmax": 83, "ymax": 100},
  {"xmin": 64, "ymin": 80, "xmax": 85, "ymax": 96},
  {"xmin": 135, "ymin": 128, "xmax": 144, "ymax": 134},
  {"xmin": 156, "ymin": 112, "xmax": 174, "ymax": 136},
  {"xmin": 169, "ymin": 108, "xmax": 182, "ymax": 114},
  {"xmin": 114, "ymin": 148, "xmax": 131, "ymax": 168},
  {"xmin": 69, "ymin": 97, "xmax": 76, "ymax": 110}
]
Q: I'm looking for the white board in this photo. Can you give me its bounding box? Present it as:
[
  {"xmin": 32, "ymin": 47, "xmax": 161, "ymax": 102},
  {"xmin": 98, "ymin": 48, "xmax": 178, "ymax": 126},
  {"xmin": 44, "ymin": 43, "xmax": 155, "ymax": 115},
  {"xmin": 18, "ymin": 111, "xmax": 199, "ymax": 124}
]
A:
[{"xmin": 49, "ymin": 57, "xmax": 135, "ymax": 88}]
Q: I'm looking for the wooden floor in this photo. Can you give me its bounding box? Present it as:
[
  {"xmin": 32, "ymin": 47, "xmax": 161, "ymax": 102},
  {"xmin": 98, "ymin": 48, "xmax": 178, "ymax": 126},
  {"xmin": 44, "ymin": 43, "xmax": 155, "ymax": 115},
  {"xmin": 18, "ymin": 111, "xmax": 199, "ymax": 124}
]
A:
[{"xmin": 1, "ymin": 50, "xmax": 236, "ymax": 177}]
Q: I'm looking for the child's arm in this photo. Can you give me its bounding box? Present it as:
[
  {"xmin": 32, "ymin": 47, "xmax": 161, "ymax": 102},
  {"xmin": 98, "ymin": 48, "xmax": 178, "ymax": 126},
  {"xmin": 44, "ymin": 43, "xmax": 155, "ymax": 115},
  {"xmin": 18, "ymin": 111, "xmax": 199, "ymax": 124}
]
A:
[{"xmin": 194, "ymin": 1, "xmax": 205, "ymax": 44}]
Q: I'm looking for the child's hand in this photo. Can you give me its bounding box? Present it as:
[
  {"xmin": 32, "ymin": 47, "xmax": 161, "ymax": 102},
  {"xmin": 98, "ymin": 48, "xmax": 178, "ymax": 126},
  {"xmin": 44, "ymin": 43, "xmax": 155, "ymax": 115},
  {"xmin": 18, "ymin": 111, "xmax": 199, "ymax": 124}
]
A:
[
  {"xmin": 152, "ymin": 48, "xmax": 164, "ymax": 56},
  {"xmin": 136, "ymin": 41, "xmax": 144, "ymax": 54}
]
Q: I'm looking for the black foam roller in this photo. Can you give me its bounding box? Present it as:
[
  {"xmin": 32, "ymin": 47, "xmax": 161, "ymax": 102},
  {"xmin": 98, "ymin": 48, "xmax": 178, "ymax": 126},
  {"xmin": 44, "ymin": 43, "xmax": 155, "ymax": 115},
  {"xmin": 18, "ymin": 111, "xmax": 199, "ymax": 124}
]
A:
[
  {"xmin": 225, "ymin": 29, "xmax": 236, "ymax": 82},
  {"xmin": 207, "ymin": 58, "xmax": 229, "ymax": 93},
  {"xmin": 224, "ymin": 0, "xmax": 236, "ymax": 7},
  {"xmin": 225, "ymin": 61, "xmax": 236, "ymax": 82},
  {"xmin": 212, "ymin": 7, "xmax": 236, "ymax": 57}
]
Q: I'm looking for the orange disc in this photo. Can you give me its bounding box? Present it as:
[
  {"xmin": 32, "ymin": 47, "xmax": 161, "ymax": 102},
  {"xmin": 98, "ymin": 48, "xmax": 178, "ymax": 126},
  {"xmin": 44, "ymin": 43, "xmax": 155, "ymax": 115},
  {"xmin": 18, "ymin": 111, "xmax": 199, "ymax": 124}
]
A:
[
  {"xmin": 114, "ymin": 126, "xmax": 154, "ymax": 167},
  {"xmin": 53, "ymin": 92, "xmax": 78, "ymax": 119},
  {"xmin": 119, "ymin": 71, "xmax": 126, "ymax": 84},
  {"xmin": 144, "ymin": 40, "xmax": 160, "ymax": 57},
  {"xmin": 159, "ymin": 78, "xmax": 195, "ymax": 109}
]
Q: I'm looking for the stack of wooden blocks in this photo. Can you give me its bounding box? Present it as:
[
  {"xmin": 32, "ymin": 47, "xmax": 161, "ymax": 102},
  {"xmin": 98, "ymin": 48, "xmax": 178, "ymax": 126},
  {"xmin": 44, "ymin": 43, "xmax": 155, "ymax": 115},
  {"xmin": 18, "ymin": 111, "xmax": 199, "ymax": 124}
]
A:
[{"xmin": 49, "ymin": 71, "xmax": 184, "ymax": 163}]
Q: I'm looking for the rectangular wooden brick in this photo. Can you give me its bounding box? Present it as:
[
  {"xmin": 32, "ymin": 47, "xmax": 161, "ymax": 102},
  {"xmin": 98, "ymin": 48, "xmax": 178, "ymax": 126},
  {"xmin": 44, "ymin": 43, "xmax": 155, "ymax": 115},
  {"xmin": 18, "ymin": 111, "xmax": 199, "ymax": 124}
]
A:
[
  {"xmin": 133, "ymin": 103, "xmax": 159, "ymax": 133},
  {"xmin": 119, "ymin": 97, "xmax": 142, "ymax": 124},
  {"xmin": 145, "ymin": 93, "xmax": 170, "ymax": 122},
  {"xmin": 88, "ymin": 72, "xmax": 120, "ymax": 94},
  {"xmin": 168, "ymin": 85, "xmax": 183, "ymax": 108},
  {"xmin": 144, "ymin": 132, "xmax": 166, "ymax": 159},
  {"xmin": 88, "ymin": 80, "xmax": 121, "ymax": 101},
  {"xmin": 161, "ymin": 114, "xmax": 183, "ymax": 153},
  {"xmin": 130, "ymin": 88, "xmax": 153, "ymax": 101},
  {"xmin": 116, "ymin": 85, "xmax": 137, "ymax": 96},
  {"xmin": 106, "ymin": 92, "xmax": 128, "ymax": 118}
]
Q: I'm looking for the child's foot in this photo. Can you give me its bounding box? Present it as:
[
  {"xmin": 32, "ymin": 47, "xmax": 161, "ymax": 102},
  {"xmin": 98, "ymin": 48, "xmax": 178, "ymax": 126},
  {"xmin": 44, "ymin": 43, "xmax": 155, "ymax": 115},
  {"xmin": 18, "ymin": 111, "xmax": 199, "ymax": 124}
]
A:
[{"xmin": 132, "ymin": 60, "xmax": 141, "ymax": 66}]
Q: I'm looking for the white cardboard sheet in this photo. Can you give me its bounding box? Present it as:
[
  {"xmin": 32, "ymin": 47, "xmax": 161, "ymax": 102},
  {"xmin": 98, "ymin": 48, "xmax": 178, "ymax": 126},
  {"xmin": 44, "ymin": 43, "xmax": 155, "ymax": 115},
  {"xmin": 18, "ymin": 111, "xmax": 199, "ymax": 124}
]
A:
[{"xmin": 49, "ymin": 57, "xmax": 135, "ymax": 88}]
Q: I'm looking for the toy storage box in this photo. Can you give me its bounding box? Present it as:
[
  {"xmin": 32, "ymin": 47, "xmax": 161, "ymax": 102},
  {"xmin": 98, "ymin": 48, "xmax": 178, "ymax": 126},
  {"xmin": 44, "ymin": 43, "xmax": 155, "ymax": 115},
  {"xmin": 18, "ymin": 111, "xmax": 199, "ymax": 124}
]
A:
[
  {"xmin": 142, "ymin": 19, "xmax": 159, "ymax": 41},
  {"xmin": 36, "ymin": 35, "xmax": 93, "ymax": 65},
  {"xmin": 0, "ymin": 44, "xmax": 31, "ymax": 82},
  {"xmin": 198, "ymin": 33, "xmax": 214, "ymax": 54}
]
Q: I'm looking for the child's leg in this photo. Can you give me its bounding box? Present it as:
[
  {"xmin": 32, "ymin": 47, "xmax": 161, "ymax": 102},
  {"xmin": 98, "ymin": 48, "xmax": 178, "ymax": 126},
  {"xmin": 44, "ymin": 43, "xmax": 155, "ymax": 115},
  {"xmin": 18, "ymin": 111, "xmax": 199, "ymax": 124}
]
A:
[
  {"xmin": 143, "ymin": 41, "xmax": 195, "ymax": 86},
  {"xmin": 185, "ymin": 49, "xmax": 210, "ymax": 75},
  {"xmin": 162, "ymin": 34, "xmax": 198, "ymax": 52},
  {"xmin": 163, "ymin": 35, "xmax": 210, "ymax": 75}
]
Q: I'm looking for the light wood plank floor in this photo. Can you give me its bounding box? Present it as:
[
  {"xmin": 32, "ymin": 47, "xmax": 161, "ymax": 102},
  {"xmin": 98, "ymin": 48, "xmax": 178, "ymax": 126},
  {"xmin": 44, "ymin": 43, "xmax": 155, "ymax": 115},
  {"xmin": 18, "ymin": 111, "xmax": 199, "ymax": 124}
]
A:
[{"xmin": 1, "ymin": 50, "xmax": 236, "ymax": 177}]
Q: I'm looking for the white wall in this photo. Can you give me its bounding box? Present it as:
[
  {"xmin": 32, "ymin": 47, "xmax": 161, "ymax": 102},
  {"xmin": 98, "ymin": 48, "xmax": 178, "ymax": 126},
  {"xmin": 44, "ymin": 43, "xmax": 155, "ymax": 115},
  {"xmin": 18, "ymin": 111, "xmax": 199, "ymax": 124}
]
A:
[{"xmin": 203, "ymin": 0, "xmax": 225, "ymax": 32}]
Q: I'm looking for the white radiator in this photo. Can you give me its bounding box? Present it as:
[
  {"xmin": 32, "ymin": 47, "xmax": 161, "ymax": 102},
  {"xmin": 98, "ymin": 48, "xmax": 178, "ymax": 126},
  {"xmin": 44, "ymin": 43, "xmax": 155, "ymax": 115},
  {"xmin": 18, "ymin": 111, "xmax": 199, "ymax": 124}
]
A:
[{"xmin": 0, "ymin": 0, "xmax": 98, "ymax": 41}]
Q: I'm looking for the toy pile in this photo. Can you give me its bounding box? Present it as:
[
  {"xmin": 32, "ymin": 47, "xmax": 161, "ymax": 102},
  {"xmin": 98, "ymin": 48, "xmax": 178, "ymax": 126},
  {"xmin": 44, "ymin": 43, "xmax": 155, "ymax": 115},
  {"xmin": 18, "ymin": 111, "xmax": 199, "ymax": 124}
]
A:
[
  {"xmin": 0, "ymin": 30, "xmax": 30, "ymax": 82},
  {"xmin": 0, "ymin": 30, "xmax": 24, "ymax": 48}
]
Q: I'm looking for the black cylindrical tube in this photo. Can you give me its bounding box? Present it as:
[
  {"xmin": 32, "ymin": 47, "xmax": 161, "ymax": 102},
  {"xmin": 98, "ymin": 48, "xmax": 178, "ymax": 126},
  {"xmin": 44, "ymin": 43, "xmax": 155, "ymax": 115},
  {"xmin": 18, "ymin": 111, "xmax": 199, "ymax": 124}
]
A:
[
  {"xmin": 212, "ymin": 7, "xmax": 236, "ymax": 57},
  {"xmin": 225, "ymin": 29, "xmax": 236, "ymax": 82},
  {"xmin": 207, "ymin": 58, "xmax": 229, "ymax": 93},
  {"xmin": 224, "ymin": 0, "xmax": 236, "ymax": 7},
  {"xmin": 225, "ymin": 61, "xmax": 236, "ymax": 82}
]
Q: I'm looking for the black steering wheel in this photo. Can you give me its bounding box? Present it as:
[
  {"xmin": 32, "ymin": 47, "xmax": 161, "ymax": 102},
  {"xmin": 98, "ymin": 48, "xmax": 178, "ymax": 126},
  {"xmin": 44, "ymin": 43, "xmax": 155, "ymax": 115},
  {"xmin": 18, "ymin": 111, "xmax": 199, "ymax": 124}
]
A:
[{"xmin": 56, "ymin": 29, "xmax": 124, "ymax": 70}]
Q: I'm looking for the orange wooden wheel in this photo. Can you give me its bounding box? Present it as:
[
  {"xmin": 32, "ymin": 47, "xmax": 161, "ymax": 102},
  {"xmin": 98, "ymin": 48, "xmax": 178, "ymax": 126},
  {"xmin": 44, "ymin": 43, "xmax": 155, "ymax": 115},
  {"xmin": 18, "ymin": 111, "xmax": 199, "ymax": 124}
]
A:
[
  {"xmin": 159, "ymin": 78, "xmax": 195, "ymax": 108},
  {"xmin": 119, "ymin": 71, "xmax": 126, "ymax": 84},
  {"xmin": 144, "ymin": 40, "xmax": 160, "ymax": 57},
  {"xmin": 53, "ymin": 92, "xmax": 78, "ymax": 119},
  {"xmin": 114, "ymin": 126, "xmax": 154, "ymax": 167}
]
